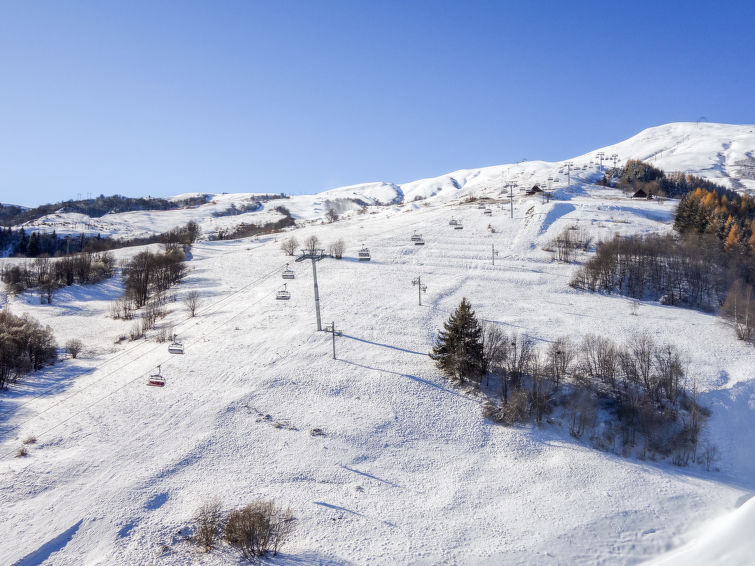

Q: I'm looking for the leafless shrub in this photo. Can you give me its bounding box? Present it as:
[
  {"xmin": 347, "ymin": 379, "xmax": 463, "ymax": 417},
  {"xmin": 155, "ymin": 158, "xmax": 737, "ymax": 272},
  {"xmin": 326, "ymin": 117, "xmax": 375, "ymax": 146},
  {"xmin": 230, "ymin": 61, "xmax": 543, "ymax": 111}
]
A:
[
  {"xmin": 193, "ymin": 499, "xmax": 223, "ymax": 552},
  {"xmin": 16, "ymin": 446, "xmax": 28, "ymax": 458},
  {"xmin": 280, "ymin": 236, "xmax": 298, "ymax": 256},
  {"xmin": 183, "ymin": 290, "xmax": 200, "ymax": 317},
  {"xmin": 224, "ymin": 500, "xmax": 295, "ymax": 560},
  {"xmin": 65, "ymin": 338, "xmax": 84, "ymax": 359},
  {"xmin": 496, "ymin": 388, "xmax": 529, "ymax": 425},
  {"xmin": 23, "ymin": 436, "xmax": 36, "ymax": 445},
  {"xmin": 128, "ymin": 321, "xmax": 144, "ymax": 341},
  {"xmin": 155, "ymin": 327, "xmax": 169, "ymax": 343}
]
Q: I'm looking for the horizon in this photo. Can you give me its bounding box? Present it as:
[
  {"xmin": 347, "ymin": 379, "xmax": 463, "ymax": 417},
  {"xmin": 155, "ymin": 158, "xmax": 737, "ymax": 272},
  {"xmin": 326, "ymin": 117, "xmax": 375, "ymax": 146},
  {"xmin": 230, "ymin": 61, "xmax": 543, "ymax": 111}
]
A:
[{"xmin": 2, "ymin": 1, "xmax": 754, "ymax": 208}]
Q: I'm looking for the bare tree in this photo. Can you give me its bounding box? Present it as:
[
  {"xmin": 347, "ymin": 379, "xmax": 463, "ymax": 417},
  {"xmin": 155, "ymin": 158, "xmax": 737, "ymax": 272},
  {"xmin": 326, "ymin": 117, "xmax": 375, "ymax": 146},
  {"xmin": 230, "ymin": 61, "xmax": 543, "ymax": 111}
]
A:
[
  {"xmin": 184, "ymin": 290, "xmax": 201, "ymax": 317},
  {"xmin": 304, "ymin": 234, "xmax": 321, "ymax": 254},
  {"xmin": 325, "ymin": 208, "xmax": 339, "ymax": 223},
  {"xmin": 481, "ymin": 322, "xmax": 507, "ymax": 387},
  {"xmin": 328, "ymin": 238, "xmax": 345, "ymax": 259},
  {"xmin": 65, "ymin": 338, "xmax": 83, "ymax": 359},
  {"xmin": 546, "ymin": 336, "xmax": 576, "ymax": 389},
  {"xmin": 280, "ymin": 236, "xmax": 298, "ymax": 256}
]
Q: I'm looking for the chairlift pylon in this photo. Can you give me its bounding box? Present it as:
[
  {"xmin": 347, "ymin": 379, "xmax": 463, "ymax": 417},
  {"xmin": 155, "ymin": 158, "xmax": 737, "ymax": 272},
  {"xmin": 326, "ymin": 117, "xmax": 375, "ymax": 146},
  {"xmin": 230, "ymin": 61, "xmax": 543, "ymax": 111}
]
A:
[
  {"xmin": 147, "ymin": 365, "xmax": 165, "ymax": 387},
  {"xmin": 276, "ymin": 283, "xmax": 291, "ymax": 300}
]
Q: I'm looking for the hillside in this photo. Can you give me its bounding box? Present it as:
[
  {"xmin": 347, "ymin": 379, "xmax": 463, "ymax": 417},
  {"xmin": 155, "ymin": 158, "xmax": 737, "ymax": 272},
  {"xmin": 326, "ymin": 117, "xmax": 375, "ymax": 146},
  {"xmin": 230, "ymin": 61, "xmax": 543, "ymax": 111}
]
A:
[
  {"xmin": 1, "ymin": 124, "xmax": 754, "ymax": 565},
  {"xmin": 11, "ymin": 122, "xmax": 755, "ymax": 243}
]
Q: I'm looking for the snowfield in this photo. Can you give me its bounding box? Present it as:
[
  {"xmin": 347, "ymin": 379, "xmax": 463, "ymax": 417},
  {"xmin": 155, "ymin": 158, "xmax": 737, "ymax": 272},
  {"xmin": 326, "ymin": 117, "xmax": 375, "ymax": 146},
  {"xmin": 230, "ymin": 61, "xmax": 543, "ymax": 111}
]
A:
[{"xmin": 1, "ymin": 123, "xmax": 754, "ymax": 565}]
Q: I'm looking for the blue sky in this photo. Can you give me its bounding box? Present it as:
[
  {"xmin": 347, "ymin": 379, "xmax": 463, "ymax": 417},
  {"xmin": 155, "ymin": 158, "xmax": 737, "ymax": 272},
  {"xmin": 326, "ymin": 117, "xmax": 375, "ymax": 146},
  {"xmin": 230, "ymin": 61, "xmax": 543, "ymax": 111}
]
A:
[{"xmin": 1, "ymin": 0, "xmax": 754, "ymax": 207}]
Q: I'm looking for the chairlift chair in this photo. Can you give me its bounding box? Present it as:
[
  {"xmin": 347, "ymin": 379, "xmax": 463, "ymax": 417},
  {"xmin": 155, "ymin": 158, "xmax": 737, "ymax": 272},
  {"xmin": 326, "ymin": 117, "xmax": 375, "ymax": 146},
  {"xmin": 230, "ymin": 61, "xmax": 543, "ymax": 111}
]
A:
[
  {"xmin": 282, "ymin": 264, "xmax": 295, "ymax": 279},
  {"xmin": 454, "ymin": 222, "xmax": 464, "ymax": 230},
  {"xmin": 276, "ymin": 283, "xmax": 291, "ymax": 300},
  {"xmin": 449, "ymin": 218, "xmax": 458, "ymax": 226},
  {"xmin": 410, "ymin": 231, "xmax": 422, "ymax": 242},
  {"xmin": 147, "ymin": 365, "xmax": 165, "ymax": 387},
  {"xmin": 483, "ymin": 209, "xmax": 492, "ymax": 216},
  {"xmin": 358, "ymin": 245, "xmax": 371, "ymax": 261},
  {"xmin": 414, "ymin": 236, "xmax": 425, "ymax": 245},
  {"xmin": 168, "ymin": 336, "xmax": 184, "ymax": 354}
]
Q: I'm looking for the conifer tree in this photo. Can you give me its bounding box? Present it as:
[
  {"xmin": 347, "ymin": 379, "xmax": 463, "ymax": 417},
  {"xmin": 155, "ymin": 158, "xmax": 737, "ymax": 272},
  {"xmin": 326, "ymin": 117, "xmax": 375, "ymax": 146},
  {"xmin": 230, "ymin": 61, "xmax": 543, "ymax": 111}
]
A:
[{"xmin": 429, "ymin": 297, "xmax": 484, "ymax": 383}]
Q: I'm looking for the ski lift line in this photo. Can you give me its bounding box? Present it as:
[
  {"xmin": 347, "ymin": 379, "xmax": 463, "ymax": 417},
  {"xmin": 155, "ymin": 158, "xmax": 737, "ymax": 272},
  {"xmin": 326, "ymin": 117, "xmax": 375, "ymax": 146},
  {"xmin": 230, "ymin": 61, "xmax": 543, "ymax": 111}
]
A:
[
  {"xmin": 1, "ymin": 261, "xmax": 288, "ymax": 440},
  {"xmin": 6, "ymin": 258, "xmax": 289, "ymax": 420}
]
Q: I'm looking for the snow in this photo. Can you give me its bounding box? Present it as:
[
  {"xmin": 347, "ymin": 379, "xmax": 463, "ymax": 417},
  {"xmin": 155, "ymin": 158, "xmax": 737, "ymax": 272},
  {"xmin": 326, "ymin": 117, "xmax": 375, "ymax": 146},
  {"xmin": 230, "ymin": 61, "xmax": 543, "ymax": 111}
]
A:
[{"xmin": 1, "ymin": 123, "xmax": 754, "ymax": 565}]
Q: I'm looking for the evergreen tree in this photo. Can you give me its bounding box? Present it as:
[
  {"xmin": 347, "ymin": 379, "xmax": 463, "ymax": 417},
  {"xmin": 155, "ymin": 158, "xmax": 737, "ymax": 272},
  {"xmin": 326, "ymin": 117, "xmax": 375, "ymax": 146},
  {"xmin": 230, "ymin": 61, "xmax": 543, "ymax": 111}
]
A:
[{"xmin": 429, "ymin": 297, "xmax": 484, "ymax": 383}]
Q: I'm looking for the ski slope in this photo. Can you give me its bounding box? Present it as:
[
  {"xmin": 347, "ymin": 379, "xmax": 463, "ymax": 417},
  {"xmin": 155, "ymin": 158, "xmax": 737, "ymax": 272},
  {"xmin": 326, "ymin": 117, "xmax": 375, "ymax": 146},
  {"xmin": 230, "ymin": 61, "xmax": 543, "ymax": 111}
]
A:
[{"xmin": 1, "ymin": 171, "xmax": 754, "ymax": 564}]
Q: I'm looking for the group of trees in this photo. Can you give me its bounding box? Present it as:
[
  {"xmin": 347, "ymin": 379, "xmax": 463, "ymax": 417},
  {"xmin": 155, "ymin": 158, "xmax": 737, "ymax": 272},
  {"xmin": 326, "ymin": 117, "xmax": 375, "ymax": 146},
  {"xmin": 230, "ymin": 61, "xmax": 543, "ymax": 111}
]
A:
[
  {"xmin": 2, "ymin": 252, "xmax": 115, "ymax": 303},
  {"xmin": 279, "ymin": 234, "xmax": 345, "ymax": 259},
  {"xmin": 431, "ymin": 299, "xmax": 706, "ymax": 464},
  {"xmin": 123, "ymin": 248, "xmax": 187, "ymax": 309},
  {"xmin": 674, "ymin": 188, "xmax": 755, "ymax": 251},
  {"xmin": 216, "ymin": 208, "xmax": 295, "ymax": 241},
  {"xmin": 598, "ymin": 159, "xmax": 739, "ymax": 200},
  {"xmin": 0, "ymin": 310, "xmax": 57, "ymax": 390},
  {"xmin": 569, "ymin": 233, "xmax": 748, "ymax": 310}
]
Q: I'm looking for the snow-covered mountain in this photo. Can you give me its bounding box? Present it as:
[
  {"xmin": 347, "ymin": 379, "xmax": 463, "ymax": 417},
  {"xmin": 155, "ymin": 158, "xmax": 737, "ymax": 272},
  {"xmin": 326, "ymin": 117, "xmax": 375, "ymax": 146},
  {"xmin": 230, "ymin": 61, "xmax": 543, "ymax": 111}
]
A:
[
  {"xmin": 14, "ymin": 122, "xmax": 755, "ymax": 241},
  {"xmin": 1, "ymin": 122, "xmax": 754, "ymax": 565}
]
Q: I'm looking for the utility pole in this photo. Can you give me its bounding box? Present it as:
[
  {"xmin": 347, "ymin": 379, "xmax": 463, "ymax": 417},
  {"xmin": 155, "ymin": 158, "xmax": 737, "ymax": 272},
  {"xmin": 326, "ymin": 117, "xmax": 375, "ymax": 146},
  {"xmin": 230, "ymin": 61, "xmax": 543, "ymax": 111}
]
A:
[
  {"xmin": 295, "ymin": 248, "xmax": 326, "ymax": 331},
  {"xmin": 491, "ymin": 243, "xmax": 499, "ymax": 265},
  {"xmin": 412, "ymin": 275, "xmax": 427, "ymax": 306},
  {"xmin": 324, "ymin": 321, "xmax": 342, "ymax": 359}
]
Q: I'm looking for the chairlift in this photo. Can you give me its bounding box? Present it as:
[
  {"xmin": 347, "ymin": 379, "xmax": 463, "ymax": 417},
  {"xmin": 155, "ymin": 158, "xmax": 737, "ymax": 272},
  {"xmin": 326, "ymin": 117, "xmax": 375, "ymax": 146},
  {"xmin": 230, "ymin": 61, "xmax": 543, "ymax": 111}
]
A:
[
  {"xmin": 276, "ymin": 283, "xmax": 291, "ymax": 300},
  {"xmin": 147, "ymin": 365, "xmax": 165, "ymax": 387},
  {"xmin": 483, "ymin": 209, "xmax": 492, "ymax": 216},
  {"xmin": 282, "ymin": 263, "xmax": 295, "ymax": 279},
  {"xmin": 358, "ymin": 244, "xmax": 371, "ymax": 261},
  {"xmin": 477, "ymin": 203, "xmax": 486, "ymax": 209},
  {"xmin": 168, "ymin": 335, "xmax": 184, "ymax": 354},
  {"xmin": 449, "ymin": 218, "xmax": 458, "ymax": 226},
  {"xmin": 414, "ymin": 236, "xmax": 425, "ymax": 245},
  {"xmin": 410, "ymin": 231, "xmax": 422, "ymax": 242},
  {"xmin": 454, "ymin": 221, "xmax": 464, "ymax": 230}
]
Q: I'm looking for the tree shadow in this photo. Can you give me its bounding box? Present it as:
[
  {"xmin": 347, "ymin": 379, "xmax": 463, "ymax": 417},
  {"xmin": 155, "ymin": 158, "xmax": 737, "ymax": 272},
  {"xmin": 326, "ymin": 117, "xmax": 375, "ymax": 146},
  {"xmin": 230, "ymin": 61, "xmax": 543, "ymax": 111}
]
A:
[
  {"xmin": 338, "ymin": 359, "xmax": 468, "ymax": 399},
  {"xmin": 0, "ymin": 364, "xmax": 94, "ymax": 433},
  {"xmin": 340, "ymin": 334, "xmax": 426, "ymax": 356},
  {"xmin": 12, "ymin": 519, "xmax": 83, "ymax": 566}
]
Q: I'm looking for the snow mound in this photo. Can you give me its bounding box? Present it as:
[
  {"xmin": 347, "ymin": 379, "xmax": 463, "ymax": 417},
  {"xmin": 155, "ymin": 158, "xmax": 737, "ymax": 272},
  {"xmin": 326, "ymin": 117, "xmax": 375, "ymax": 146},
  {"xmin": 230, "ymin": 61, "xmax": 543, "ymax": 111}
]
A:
[{"xmin": 646, "ymin": 495, "xmax": 755, "ymax": 566}]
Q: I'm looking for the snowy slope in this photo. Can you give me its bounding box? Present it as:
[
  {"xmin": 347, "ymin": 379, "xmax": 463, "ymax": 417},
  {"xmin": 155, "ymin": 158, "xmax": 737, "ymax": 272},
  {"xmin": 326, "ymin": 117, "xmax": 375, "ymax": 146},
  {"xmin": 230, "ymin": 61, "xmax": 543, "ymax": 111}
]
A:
[
  {"xmin": 15, "ymin": 122, "xmax": 755, "ymax": 242},
  {"xmin": 1, "ymin": 176, "xmax": 753, "ymax": 564}
]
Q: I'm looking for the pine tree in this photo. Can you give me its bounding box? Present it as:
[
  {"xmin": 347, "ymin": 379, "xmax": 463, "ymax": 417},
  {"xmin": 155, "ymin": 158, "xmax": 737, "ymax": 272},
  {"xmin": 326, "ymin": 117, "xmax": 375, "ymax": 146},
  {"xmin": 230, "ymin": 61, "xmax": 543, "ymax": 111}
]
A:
[{"xmin": 429, "ymin": 297, "xmax": 484, "ymax": 383}]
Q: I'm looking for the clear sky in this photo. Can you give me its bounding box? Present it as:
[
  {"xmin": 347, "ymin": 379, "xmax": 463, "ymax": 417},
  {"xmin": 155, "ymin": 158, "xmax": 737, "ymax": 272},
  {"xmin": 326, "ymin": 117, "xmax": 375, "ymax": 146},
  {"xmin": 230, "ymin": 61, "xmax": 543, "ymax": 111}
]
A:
[{"xmin": 1, "ymin": 0, "xmax": 754, "ymax": 207}]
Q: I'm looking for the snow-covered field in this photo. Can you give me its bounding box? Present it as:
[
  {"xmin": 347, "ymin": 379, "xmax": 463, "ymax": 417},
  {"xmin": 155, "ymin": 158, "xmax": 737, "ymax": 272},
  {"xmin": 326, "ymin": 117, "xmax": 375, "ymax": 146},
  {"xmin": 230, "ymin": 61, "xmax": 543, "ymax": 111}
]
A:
[{"xmin": 1, "ymin": 123, "xmax": 754, "ymax": 565}]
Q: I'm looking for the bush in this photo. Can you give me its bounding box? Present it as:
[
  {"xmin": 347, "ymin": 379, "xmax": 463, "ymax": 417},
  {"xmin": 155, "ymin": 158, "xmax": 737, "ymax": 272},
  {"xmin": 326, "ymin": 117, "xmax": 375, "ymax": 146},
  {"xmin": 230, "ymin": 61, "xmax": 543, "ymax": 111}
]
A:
[
  {"xmin": 193, "ymin": 499, "xmax": 223, "ymax": 552},
  {"xmin": 65, "ymin": 338, "xmax": 83, "ymax": 359},
  {"xmin": 225, "ymin": 500, "xmax": 295, "ymax": 560}
]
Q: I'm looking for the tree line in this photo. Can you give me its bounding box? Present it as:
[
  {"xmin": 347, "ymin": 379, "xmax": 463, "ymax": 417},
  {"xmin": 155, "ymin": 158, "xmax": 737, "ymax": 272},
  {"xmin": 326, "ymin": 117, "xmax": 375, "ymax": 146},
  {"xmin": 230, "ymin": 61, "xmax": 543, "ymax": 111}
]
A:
[
  {"xmin": 1, "ymin": 220, "xmax": 201, "ymax": 258},
  {"xmin": 0, "ymin": 194, "xmax": 209, "ymax": 227},
  {"xmin": 431, "ymin": 299, "xmax": 710, "ymax": 465}
]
